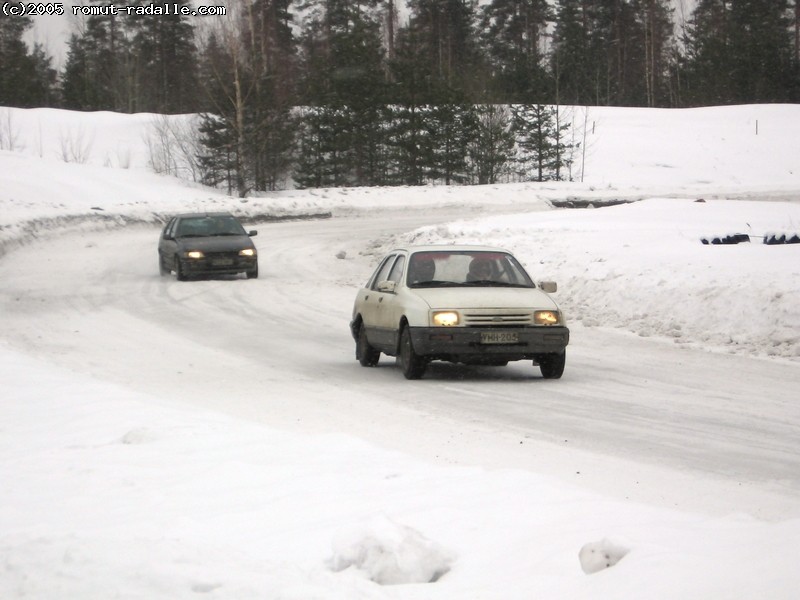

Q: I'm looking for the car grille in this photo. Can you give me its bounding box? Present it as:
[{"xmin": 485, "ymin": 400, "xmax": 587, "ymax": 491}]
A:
[
  {"xmin": 207, "ymin": 251, "xmax": 239, "ymax": 260},
  {"xmin": 205, "ymin": 251, "xmax": 243, "ymax": 268},
  {"xmin": 462, "ymin": 309, "xmax": 535, "ymax": 326}
]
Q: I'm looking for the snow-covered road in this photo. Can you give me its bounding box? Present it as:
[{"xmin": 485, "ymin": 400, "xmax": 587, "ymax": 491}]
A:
[
  {"xmin": 2, "ymin": 208, "xmax": 798, "ymax": 520},
  {"xmin": 6, "ymin": 103, "xmax": 800, "ymax": 598}
]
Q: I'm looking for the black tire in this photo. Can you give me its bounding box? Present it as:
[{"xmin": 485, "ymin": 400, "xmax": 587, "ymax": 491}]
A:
[
  {"xmin": 175, "ymin": 256, "xmax": 188, "ymax": 281},
  {"xmin": 539, "ymin": 351, "xmax": 566, "ymax": 379},
  {"xmin": 356, "ymin": 323, "xmax": 380, "ymax": 367},
  {"xmin": 158, "ymin": 253, "xmax": 169, "ymax": 276},
  {"xmin": 399, "ymin": 326, "xmax": 427, "ymax": 380},
  {"xmin": 246, "ymin": 263, "xmax": 259, "ymax": 279}
]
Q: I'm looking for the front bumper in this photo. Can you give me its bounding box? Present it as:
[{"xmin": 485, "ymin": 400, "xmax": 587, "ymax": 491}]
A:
[
  {"xmin": 180, "ymin": 256, "xmax": 257, "ymax": 275},
  {"xmin": 409, "ymin": 326, "xmax": 569, "ymax": 361}
]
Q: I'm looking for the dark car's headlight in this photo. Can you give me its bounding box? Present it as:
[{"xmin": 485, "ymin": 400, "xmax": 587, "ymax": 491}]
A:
[
  {"xmin": 239, "ymin": 248, "xmax": 256, "ymax": 257},
  {"xmin": 534, "ymin": 310, "xmax": 560, "ymax": 325},
  {"xmin": 185, "ymin": 250, "xmax": 204, "ymax": 259}
]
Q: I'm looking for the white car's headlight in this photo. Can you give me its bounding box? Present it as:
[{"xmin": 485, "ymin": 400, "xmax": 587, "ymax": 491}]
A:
[
  {"xmin": 534, "ymin": 310, "xmax": 560, "ymax": 325},
  {"xmin": 239, "ymin": 248, "xmax": 256, "ymax": 257},
  {"xmin": 432, "ymin": 311, "xmax": 459, "ymax": 327},
  {"xmin": 185, "ymin": 250, "xmax": 204, "ymax": 259}
]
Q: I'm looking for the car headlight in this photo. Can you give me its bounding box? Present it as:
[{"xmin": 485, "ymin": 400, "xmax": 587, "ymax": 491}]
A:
[
  {"xmin": 534, "ymin": 310, "xmax": 560, "ymax": 325},
  {"xmin": 239, "ymin": 248, "xmax": 256, "ymax": 257},
  {"xmin": 185, "ymin": 250, "xmax": 204, "ymax": 259},
  {"xmin": 432, "ymin": 311, "xmax": 459, "ymax": 327}
]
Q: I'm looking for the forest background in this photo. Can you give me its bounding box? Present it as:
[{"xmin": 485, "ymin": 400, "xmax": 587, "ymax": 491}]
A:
[{"xmin": 2, "ymin": 0, "xmax": 799, "ymax": 194}]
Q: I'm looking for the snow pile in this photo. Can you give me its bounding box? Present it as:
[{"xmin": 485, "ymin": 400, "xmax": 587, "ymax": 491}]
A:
[
  {"xmin": 579, "ymin": 538, "xmax": 630, "ymax": 574},
  {"xmin": 329, "ymin": 516, "xmax": 454, "ymax": 584},
  {"xmin": 398, "ymin": 197, "xmax": 800, "ymax": 360}
]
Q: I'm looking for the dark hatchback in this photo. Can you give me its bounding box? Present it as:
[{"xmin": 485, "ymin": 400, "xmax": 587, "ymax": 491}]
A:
[{"xmin": 158, "ymin": 212, "xmax": 259, "ymax": 280}]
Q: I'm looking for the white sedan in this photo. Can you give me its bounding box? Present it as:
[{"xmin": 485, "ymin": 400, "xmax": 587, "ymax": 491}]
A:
[{"xmin": 350, "ymin": 245, "xmax": 570, "ymax": 379}]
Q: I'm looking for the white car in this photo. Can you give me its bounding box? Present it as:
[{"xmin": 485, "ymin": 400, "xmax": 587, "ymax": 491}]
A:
[{"xmin": 350, "ymin": 245, "xmax": 569, "ymax": 379}]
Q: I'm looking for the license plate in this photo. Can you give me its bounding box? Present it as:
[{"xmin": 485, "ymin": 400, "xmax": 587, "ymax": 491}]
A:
[
  {"xmin": 212, "ymin": 258, "xmax": 234, "ymax": 266},
  {"xmin": 480, "ymin": 331, "xmax": 519, "ymax": 344}
]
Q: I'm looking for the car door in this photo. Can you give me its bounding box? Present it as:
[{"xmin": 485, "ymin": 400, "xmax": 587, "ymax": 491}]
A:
[
  {"xmin": 358, "ymin": 254, "xmax": 397, "ymax": 348},
  {"xmin": 372, "ymin": 254, "xmax": 407, "ymax": 351},
  {"xmin": 159, "ymin": 217, "xmax": 178, "ymax": 269}
]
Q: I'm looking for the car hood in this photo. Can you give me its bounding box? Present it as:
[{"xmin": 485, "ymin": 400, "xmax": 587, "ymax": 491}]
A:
[
  {"xmin": 410, "ymin": 286, "xmax": 559, "ymax": 310},
  {"xmin": 177, "ymin": 235, "xmax": 254, "ymax": 252}
]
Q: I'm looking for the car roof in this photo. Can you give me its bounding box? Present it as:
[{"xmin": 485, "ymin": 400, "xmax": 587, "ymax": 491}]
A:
[
  {"xmin": 389, "ymin": 244, "xmax": 513, "ymax": 255},
  {"xmin": 174, "ymin": 212, "xmax": 235, "ymax": 219}
]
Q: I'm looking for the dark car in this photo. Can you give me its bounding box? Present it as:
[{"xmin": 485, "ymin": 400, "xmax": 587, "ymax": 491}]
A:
[{"xmin": 158, "ymin": 212, "xmax": 258, "ymax": 280}]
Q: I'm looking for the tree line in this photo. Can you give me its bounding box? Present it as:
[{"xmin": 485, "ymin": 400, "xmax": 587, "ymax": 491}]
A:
[{"xmin": 1, "ymin": 0, "xmax": 799, "ymax": 193}]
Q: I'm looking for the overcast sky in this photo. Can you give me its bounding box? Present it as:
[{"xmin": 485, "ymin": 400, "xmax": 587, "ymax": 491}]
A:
[{"xmin": 25, "ymin": 11, "xmax": 75, "ymax": 68}]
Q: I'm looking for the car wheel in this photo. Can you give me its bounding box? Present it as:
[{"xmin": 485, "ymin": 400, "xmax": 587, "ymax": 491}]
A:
[
  {"xmin": 356, "ymin": 323, "xmax": 380, "ymax": 367},
  {"xmin": 399, "ymin": 326, "xmax": 427, "ymax": 380},
  {"xmin": 158, "ymin": 253, "xmax": 169, "ymax": 276},
  {"xmin": 538, "ymin": 351, "xmax": 566, "ymax": 379},
  {"xmin": 175, "ymin": 256, "xmax": 188, "ymax": 281},
  {"xmin": 246, "ymin": 263, "xmax": 259, "ymax": 279}
]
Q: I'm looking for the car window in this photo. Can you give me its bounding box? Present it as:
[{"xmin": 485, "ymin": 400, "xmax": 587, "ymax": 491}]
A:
[
  {"xmin": 369, "ymin": 254, "xmax": 397, "ymax": 290},
  {"xmin": 496, "ymin": 255, "xmax": 532, "ymax": 285},
  {"xmin": 365, "ymin": 255, "xmax": 392, "ymax": 288},
  {"xmin": 176, "ymin": 218, "xmax": 204, "ymax": 237},
  {"xmin": 175, "ymin": 216, "xmax": 246, "ymax": 238},
  {"xmin": 209, "ymin": 216, "xmax": 247, "ymax": 235},
  {"xmin": 387, "ymin": 255, "xmax": 406, "ymax": 283},
  {"xmin": 163, "ymin": 218, "xmax": 176, "ymax": 239},
  {"xmin": 407, "ymin": 251, "xmax": 535, "ymax": 288},
  {"xmin": 365, "ymin": 258, "xmax": 384, "ymax": 288},
  {"xmin": 407, "ymin": 253, "xmax": 437, "ymax": 286}
]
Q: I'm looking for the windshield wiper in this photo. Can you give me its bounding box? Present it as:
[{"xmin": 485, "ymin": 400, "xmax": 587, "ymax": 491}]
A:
[
  {"xmin": 461, "ymin": 280, "xmax": 531, "ymax": 288},
  {"xmin": 409, "ymin": 280, "xmax": 457, "ymax": 288}
]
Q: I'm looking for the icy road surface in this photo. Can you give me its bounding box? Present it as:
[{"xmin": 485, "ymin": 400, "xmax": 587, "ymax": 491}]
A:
[{"xmin": 1, "ymin": 209, "xmax": 799, "ymax": 520}]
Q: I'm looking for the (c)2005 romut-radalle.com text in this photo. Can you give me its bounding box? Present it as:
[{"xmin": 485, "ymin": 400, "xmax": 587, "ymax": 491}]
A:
[{"xmin": 2, "ymin": 2, "xmax": 227, "ymax": 15}]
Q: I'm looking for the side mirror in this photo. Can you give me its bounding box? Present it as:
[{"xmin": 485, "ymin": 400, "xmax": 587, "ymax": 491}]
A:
[
  {"xmin": 376, "ymin": 280, "xmax": 397, "ymax": 293},
  {"xmin": 248, "ymin": 230, "xmax": 258, "ymax": 237},
  {"xmin": 539, "ymin": 281, "xmax": 557, "ymax": 293}
]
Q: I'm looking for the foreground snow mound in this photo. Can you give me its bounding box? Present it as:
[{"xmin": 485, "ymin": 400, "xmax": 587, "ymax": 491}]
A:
[
  {"xmin": 579, "ymin": 538, "xmax": 630, "ymax": 574},
  {"xmin": 329, "ymin": 516, "xmax": 455, "ymax": 585}
]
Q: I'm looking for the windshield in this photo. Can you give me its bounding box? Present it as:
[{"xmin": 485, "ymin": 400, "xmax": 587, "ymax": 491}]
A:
[
  {"xmin": 407, "ymin": 251, "xmax": 535, "ymax": 288},
  {"xmin": 176, "ymin": 216, "xmax": 246, "ymax": 238}
]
